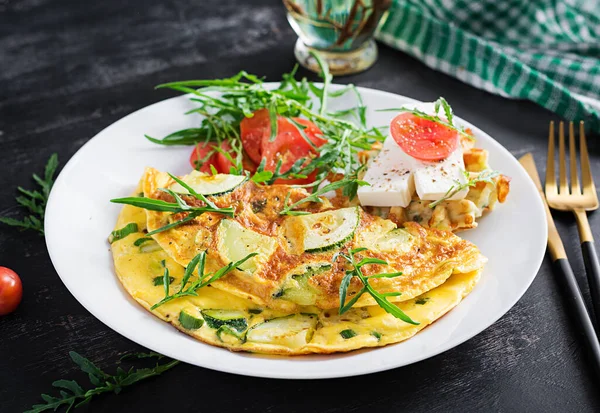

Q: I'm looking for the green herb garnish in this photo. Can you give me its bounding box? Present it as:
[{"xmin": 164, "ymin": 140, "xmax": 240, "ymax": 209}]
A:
[
  {"xmin": 178, "ymin": 311, "xmax": 204, "ymax": 330},
  {"xmin": 415, "ymin": 297, "xmax": 429, "ymax": 305},
  {"xmin": 110, "ymin": 172, "xmax": 234, "ymax": 236},
  {"xmin": 371, "ymin": 331, "xmax": 382, "ymax": 340},
  {"xmin": 279, "ymin": 178, "xmax": 369, "ymax": 216},
  {"xmin": 428, "ymin": 169, "xmax": 500, "ymax": 209},
  {"xmin": 153, "ymin": 276, "xmax": 175, "ymax": 286},
  {"xmin": 0, "ymin": 153, "xmax": 58, "ymax": 235},
  {"xmin": 335, "ymin": 247, "xmax": 418, "ymax": 325},
  {"xmin": 24, "ymin": 351, "xmax": 178, "ymax": 413},
  {"xmin": 108, "ymin": 223, "xmax": 138, "ymax": 244},
  {"xmin": 133, "ymin": 237, "xmax": 152, "ymax": 246},
  {"xmin": 150, "ymin": 250, "xmax": 257, "ymax": 310},
  {"xmin": 340, "ymin": 329, "xmax": 357, "ymax": 339},
  {"xmin": 147, "ymin": 53, "xmax": 383, "ymax": 188},
  {"xmin": 110, "ymin": 193, "xmax": 232, "ymax": 223}
]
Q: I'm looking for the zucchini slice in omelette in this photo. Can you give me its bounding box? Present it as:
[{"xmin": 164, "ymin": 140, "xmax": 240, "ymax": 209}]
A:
[{"xmin": 109, "ymin": 169, "xmax": 486, "ymax": 354}]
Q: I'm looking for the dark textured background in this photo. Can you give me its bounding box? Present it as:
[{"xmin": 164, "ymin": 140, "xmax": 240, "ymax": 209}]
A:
[{"xmin": 1, "ymin": 1, "xmax": 600, "ymax": 412}]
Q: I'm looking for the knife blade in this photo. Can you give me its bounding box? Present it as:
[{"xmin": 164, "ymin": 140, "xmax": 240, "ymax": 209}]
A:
[{"xmin": 519, "ymin": 153, "xmax": 566, "ymax": 261}]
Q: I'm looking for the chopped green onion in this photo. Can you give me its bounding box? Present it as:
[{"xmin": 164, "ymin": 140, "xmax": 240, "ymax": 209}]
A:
[
  {"xmin": 139, "ymin": 241, "xmax": 163, "ymax": 253},
  {"xmin": 178, "ymin": 311, "xmax": 204, "ymax": 330},
  {"xmin": 108, "ymin": 223, "xmax": 138, "ymax": 244},
  {"xmin": 340, "ymin": 329, "xmax": 357, "ymax": 339},
  {"xmin": 371, "ymin": 331, "xmax": 382, "ymax": 340},
  {"xmin": 153, "ymin": 276, "xmax": 175, "ymax": 286},
  {"xmin": 133, "ymin": 237, "xmax": 152, "ymax": 247}
]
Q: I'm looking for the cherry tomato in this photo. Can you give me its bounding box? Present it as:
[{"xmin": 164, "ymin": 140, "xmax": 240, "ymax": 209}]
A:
[
  {"xmin": 189, "ymin": 142, "xmax": 220, "ymax": 173},
  {"xmin": 216, "ymin": 141, "xmax": 258, "ymax": 174},
  {"xmin": 390, "ymin": 113, "xmax": 458, "ymax": 161},
  {"xmin": 0, "ymin": 267, "xmax": 23, "ymax": 316}
]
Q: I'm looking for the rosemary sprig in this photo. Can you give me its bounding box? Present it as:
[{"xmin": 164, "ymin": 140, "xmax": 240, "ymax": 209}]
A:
[
  {"xmin": 0, "ymin": 153, "xmax": 58, "ymax": 235},
  {"xmin": 150, "ymin": 250, "xmax": 257, "ymax": 310},
  {"xmin": 24, "ymin": 351, "xmax": 179, "ymax": 413},
  {"xmin": 428, "ymin": 169, "xmax": 500, "ymax": 209},
  {"xmin": 279, "ymin": 178, "xmax": 368, "ymax": 216},
  {"xmin": 335, "ymin": 247, "xmax": 418, "ymax": 325}
]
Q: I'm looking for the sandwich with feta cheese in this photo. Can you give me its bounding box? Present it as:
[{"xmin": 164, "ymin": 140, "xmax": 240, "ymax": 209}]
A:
[{"xmin": 357, "ymin": 101, "xmax": 510, "ymax": 232}]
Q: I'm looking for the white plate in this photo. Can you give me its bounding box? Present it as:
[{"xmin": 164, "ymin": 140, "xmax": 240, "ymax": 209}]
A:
[{"xmin": 45, "ymin": 85, "xmax": 547, "ymax": 379}]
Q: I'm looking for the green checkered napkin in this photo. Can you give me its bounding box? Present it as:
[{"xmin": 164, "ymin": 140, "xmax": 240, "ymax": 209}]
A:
[{"xmin": 376, "ymin": 0, "xmax": 600, "ymax": 131}]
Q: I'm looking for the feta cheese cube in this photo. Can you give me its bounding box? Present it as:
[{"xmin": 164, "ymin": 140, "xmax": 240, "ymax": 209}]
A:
[
  {"xmin": 413, "ymin": 148, "xmax": 469, "ymax": 201},
  {"xmin": 358, "ymin": 136, "xmax": 416, "ymax": 207}
]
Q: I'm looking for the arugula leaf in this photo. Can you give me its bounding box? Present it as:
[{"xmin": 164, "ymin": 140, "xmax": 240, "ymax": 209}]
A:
[
  {"xmin": 167, "ymin": 172, "xmax": 220, "ymax": 209},
  {"xmin": 309, "ymin": 50, "xmax": 331, "ymax": 115},
  {"xmin": 438, "ymin": 97, "xmax": 453, "ymax": 124},
  {"xmin": 251, "ymin": 170, "xmax": 274, "ymax": 184},
  {"xmin": 24, "ymin": 352, "xmax": 179, "ymax": 413},
  {"xmin": 145, "ymin": 128, "xmax": 210, "ymax": 146},
  {"xmin": 279, "ymin": 178, "xmax": 368, "ymax": 215},
  {"xmin": 150, "ymin": 250, "xmax": 257, "ymax": 310},
  {"xmin": 0, "ymin": 153, "xmax": 58, "ymax": 235},
  {"xmin": 335, "ymin": 248, "xmax": 417, "ymax": 325},
  {"xmin": 108, "ymin": 223, "xmax": 138, "ymax": 244},
  {"xmin": 268, "ymin": 100, "xmax": 279, "ymax": 142},
  {"xmin": 428, "ymin": 169, "xmax": 500, "ymax": 209},
  {"xmin": 111, "ymin": 185, "xmax": 234, "ymax": 216}
]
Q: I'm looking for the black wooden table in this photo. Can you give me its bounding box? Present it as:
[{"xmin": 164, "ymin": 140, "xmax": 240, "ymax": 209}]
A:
[{"xmin": 2, "ymin": 1, "xmax": 600, "ymax": 412}]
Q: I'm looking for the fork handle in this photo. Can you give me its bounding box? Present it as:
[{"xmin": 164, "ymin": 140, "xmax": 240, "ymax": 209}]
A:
[
  {"xmin": 573, "ymin": 209, "xmax": 600, "ymax": 320},
  {"xmin": 553, "ymin": 258, "xmax": 600, "ymax": 377},
  {"xmin": 582, "ymin": 241, "xmax": 600, "ymax": 321}
]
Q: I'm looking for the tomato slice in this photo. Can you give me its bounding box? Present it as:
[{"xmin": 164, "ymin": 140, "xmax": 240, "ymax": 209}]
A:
[
  {"xmin": 262, "ymin": 117, "xmax": 325, "ymax": 184},
  {"xmin": 240, "ymin": 109, "xmax": 270, "ymax": 164},
  {"xmin": 189, "ymin": 142, "xmax": 219, "ymax": 172},
  {"xmin": 216, "ymin": 141, "xmax": 257, "ymax": 174},
  {"xmin": 390, "ymin": 113, "xmax": 458, "ymax": 161},
  {"xmin": 241, "ymin": 109, "xmax": 326, "ymax": 164},
  {"xmin": 240, "ymin": 109, "xmax": 326, "ymax": 184}
]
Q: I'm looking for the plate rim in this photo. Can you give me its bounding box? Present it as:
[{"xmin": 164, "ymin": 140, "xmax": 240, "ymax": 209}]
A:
[{"xmin": 45, "ymin": 84, "xmax": 548, "ymax": 379}]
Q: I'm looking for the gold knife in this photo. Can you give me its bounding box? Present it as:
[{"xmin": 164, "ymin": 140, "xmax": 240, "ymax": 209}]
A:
[
  {"xmin": 519, "ymin": 153, "xmax": 566, "ymax": 260},
  {"xmin": 520, "ymin": 152, "xmax": 600, "ymax": 376}
]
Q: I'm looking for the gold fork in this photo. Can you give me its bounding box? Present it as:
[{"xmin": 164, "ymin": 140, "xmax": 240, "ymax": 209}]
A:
[{"xmin": 546, "ymin": 121, "xmax": 600, "ymax": 319}]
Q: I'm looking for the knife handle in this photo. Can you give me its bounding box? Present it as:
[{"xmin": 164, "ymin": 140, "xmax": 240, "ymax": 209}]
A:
[
  {"xmin": 553, "ymin": 258, "xmax": 600, "ymax": 377},
  {"xmin": 582, "ymin": 241, "xmax": 600, "ymax": 321}
]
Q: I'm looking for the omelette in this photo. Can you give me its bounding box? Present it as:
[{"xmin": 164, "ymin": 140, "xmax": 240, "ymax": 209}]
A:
[{"xmin": 109, "ymin": 169, "xmax": 486, "ymax": 355}]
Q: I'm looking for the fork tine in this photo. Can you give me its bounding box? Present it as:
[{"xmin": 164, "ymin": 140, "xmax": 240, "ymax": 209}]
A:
[
  {"xmin": 546, "ymin": 121, "xmax": 557, "ymax": 194},
  {"xmin": 580, "ymin": 121, "xmax": 595, "ymax": 195},
  {"xmin": 559, "ymin": 121, "xmax": 569, "ymax": 194},
  {"xmin": 569, "ymin": 121, "xmax": 580, "ymax": 194}
]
